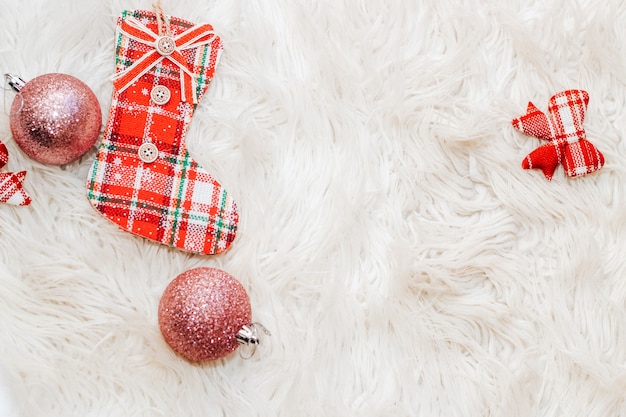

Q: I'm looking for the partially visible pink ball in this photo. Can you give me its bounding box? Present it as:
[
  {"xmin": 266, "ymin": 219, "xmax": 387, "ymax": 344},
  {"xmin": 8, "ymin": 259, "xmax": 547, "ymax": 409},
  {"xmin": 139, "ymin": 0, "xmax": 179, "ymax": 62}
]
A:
[
  {"xmin": 158, "ymin": 267, "xmax": 252, "ymax": 362},
  {"xmin": 9, "ymin": 73, "xmax": 101, "ymax": 165}
]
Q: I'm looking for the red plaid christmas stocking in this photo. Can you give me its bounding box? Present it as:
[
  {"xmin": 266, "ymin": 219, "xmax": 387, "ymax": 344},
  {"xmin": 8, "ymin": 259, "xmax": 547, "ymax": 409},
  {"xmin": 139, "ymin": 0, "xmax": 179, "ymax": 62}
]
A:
[
  {"xmin": 512, "ymin": 90, "xmax": 604, "ymax": 180},
  {"xmin": 0, "ymin": 140, "xmax": 31, "ymax": 206},
  {"xmin": 86, "ymin": 9, "xmax": 238, "ymax": 255}
]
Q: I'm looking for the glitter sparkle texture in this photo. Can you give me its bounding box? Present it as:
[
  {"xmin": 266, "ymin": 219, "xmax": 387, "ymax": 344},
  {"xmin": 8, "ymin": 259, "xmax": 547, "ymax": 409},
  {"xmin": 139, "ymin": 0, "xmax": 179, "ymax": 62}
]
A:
[
  {"xmin": 158, "ymin": 267, "xmax": 252, "ymax": 362},
  {"xmin": 9, "ymin": 73, "xmax": 101, "ymax": 165}
]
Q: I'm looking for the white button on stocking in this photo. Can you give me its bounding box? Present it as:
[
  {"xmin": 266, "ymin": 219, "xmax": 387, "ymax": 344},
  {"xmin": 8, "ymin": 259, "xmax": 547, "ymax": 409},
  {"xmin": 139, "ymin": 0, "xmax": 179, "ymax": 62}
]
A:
[
  {"xmin": 138, "ymin": 143, "xmax": 158, "ymax": 163},
  {"xmin": 155, "ymin": 36, "xmax": 176, "ymax": 56},
  {"xmin": 151, "ymin": 85, "xmax": 171, "ymax": 105}
]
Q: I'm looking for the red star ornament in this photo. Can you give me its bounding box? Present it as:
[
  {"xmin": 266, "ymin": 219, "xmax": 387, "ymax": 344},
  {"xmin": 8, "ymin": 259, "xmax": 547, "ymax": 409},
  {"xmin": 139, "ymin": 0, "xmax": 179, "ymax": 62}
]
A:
[
  {"xmin": 511, "ymin": 90, "xmax": 604, "ymax": 180},
  {"xmin": 0, "ymin": 139, "xmax": 31, "ymax": 206}
]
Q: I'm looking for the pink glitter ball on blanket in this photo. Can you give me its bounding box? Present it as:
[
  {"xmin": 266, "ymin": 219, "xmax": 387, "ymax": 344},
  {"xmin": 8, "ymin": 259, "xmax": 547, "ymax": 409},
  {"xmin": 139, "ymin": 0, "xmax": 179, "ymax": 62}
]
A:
[
  {"xmin": 158, "ymin": 267, "xmax": 254, "ymax": 362},
  {"xmin": 8, "ymin": 73, "xmax": 101, "ymax": 165}
]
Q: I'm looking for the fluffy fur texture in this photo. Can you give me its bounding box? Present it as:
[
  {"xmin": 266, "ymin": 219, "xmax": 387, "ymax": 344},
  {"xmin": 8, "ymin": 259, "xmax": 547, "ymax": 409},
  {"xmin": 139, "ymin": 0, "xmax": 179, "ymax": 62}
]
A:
[{"xmin": 0, "ymin": 0, "xmax": 625, "ymax": 415}]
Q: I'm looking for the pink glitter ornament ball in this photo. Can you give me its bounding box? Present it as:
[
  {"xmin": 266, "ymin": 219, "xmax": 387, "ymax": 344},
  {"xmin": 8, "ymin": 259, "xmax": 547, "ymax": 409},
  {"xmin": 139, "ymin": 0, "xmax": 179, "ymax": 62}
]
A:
[
  {"xmin": 8, "ymin": 73, "xmax": 101, "ymax": 165},
  {"xmin": 158, "ymin": 267, "xmax": 253, "ymax": 362}
]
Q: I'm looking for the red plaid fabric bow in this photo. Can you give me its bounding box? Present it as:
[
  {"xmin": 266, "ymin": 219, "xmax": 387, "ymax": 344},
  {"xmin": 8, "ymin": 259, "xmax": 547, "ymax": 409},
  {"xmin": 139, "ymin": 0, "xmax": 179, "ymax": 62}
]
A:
[
  {"xmin": 112, "ymin": 15, "xmax": 217, "ymax": 104},
  {"xmin": 0, "ymin": 140, "xmax": 31, "ymax": 206},
  {"xmin": 512, "ymin": 90, "xmax": 604, "ymax": 180}
]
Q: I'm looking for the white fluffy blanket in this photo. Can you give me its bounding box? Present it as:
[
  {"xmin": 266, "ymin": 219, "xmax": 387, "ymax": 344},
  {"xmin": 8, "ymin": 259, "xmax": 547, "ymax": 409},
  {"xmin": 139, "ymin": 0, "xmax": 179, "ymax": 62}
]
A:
[{"xmin": 0, "ymin": 0, "xmax": 625, "ymax": 415}]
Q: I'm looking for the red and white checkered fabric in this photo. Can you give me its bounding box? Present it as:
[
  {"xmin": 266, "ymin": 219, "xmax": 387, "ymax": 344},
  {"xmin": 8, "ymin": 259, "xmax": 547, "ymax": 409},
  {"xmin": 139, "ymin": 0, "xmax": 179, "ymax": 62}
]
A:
[
  {"xmin": 512, "ymin": 90, "xmax": 604, "ymax": 180},
  {"xmin": 0, "ymin": 139, "xmax": 31, "ymax": 206},
  {"xmin": 86, "ymin": 10, "xmax": 238, "ymax": 255}
]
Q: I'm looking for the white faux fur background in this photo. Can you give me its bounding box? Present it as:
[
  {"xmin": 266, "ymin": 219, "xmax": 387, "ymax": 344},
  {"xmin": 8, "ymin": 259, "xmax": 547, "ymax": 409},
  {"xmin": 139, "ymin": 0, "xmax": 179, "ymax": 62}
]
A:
[{"xmin": 1, "ymin": 0, "xmax": 626, "ymax": 415}]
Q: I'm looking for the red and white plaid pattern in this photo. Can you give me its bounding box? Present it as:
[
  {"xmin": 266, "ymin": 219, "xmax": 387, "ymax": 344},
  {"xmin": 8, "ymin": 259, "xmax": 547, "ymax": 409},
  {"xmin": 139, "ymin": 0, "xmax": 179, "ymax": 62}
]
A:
[
  {"xmin": 86, "ymin": 10, "xmax": 238, "ymax": 255},
  {"xmin": 0, "ymin": 140, "xmax": 31, "ymax": 206},
  {"xmin": 512, "ymin": 90, "xmax": 604, "ymax": 180}
]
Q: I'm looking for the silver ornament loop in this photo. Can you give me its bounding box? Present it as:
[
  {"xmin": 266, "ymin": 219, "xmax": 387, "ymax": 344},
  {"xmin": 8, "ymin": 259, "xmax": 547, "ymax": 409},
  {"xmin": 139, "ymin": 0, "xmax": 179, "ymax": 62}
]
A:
[
  {"xmin": 3, "ymin": 74, "xmax": 25, "ymax": 116},
  {"xmin": 4, "ymin": 74, "xmax": 26, "ymax": 92},
  {"xmin": 237, "ymin": 322, "xmax": 271, "ymax": 359}
]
